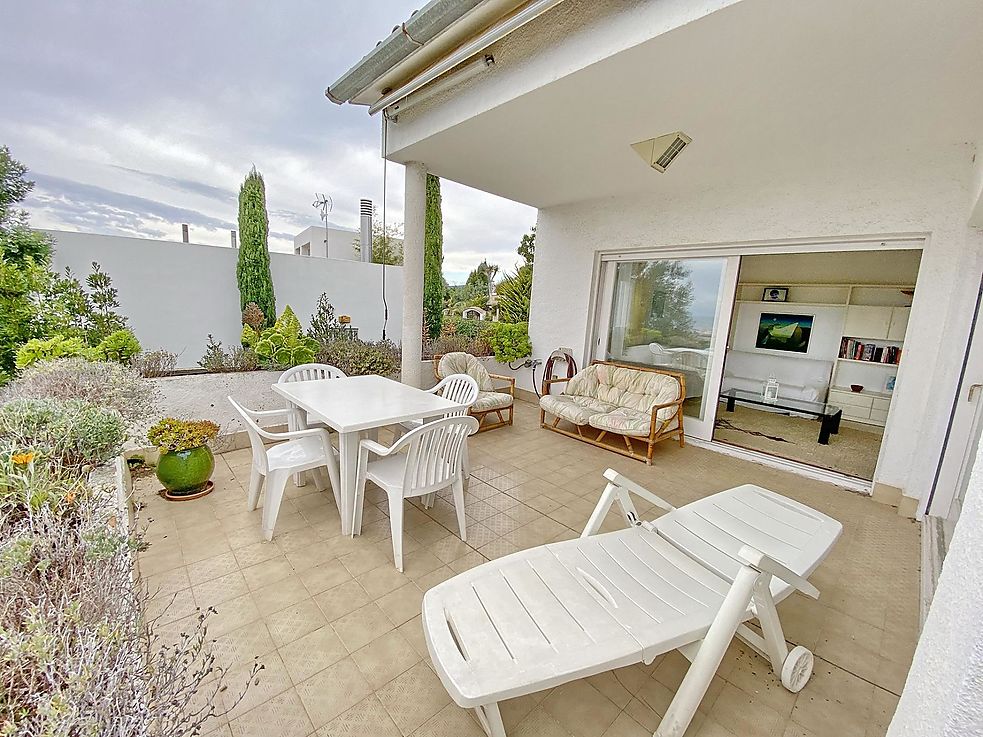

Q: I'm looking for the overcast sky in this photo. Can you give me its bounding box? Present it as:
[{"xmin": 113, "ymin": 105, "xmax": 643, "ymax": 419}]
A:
[{"xmin": 0, "ymin": 1, "xmax": 535, "ymax": 283}]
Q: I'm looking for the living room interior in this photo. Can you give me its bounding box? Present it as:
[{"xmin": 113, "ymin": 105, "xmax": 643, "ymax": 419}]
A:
[{"xmin": 714, "ymin": 249, "xmax": 922, "ymax": 479}]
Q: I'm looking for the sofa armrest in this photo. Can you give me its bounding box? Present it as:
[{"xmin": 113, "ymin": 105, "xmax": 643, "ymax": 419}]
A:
[
  {"xmin": 542, "ymin": 376, "xmax": 570, "ymax": 396},
  {"xmin": 649, "ymin": 398, "xmax": 685, "ymax": 428},
  {"xmin": 487, "ymin": 373, "xmax": 515, "ymax": 396}
]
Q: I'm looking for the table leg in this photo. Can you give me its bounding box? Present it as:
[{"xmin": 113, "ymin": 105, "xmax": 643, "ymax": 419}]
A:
[
  {"xmin": 726, "ymin": 396, "xmax": 736, "ymax": 412},
  {"xmin": 830, "ymin": 409, "xmax": 842, "ymax": 435},
  {"xmin": 818, "ymin": 412, "xmax": 837, "ymax": 445},
  {"xmin": 338, "ymin": 431, "xmax": 358, "ymax": 536}
]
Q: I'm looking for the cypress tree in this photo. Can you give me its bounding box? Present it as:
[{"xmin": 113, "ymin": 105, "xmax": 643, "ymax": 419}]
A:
[
  {"xmin": 236, "ymin": 167, "xmax": 276, "ymax": 328},
  {"xmin": 423, "ymin": 173, "xmax": 444, "ymax": 339}
]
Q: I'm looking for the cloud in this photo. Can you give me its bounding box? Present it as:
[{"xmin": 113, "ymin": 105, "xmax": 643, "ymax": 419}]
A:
[{"xmin": 1, "ymin": 1, "xmax": 536, "ymax": 271}]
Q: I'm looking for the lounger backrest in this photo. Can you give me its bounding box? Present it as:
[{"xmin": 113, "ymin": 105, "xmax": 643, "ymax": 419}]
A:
[
  {"xmin": 654, "ymin": 484, "xmax": 843, "ymax": 598},
  {"xmin": 437, "ymin": 352, "xmax": 494, "ymax": 391},
  {"xmin": 567, "ymin": 363, "xmax": 681, "ymax": 420}
]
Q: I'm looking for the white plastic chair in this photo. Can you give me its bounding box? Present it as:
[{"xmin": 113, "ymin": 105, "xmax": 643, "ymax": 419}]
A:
[
  {"xmin": 228, "ymin": 396, "xmax": 341, "ymax": 541},
  {"xmin": 278, "ymin": 363, "xmax": 346, "ymax": 485},
  {"xmin": 394, "ymin": 374, "xmax": 479, "ymax": 492},
  {"xmin": 352, "ymin": 415, "xmax": 479, "ymax": 571}
]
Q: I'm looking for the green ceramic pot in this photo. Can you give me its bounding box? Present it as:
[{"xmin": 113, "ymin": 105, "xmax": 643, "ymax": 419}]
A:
[{"xmin": 156, "ymin": 445, "xmax": 215, "ymax": 495}]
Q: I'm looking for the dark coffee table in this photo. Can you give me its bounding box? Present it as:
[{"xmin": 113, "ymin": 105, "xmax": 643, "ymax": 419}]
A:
[{"xmin": 719, "ymin": 388, "xmax": 842, "ymax": 445}]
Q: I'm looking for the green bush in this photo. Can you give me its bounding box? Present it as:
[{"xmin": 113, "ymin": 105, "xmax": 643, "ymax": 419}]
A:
[
  {"xmin": 92, "ymin": 329, "xmax": 141, "ymax": 364},
  {"xmin": 3, "ymin": 358, "xmax": 159, "ymax": 439},
  {"xmin": 147, "ymin": 418, "xmax": 220, "ymax": 453},
  {"xmin": 496, "ymin": 264, "xmax": 533, "ymax": 323},
  {"xmin": 198, "ymin": 335, "xmax": 259, "ymax": 373},
  {"xmin": 242, "ymin": 306, "xmax": 319, "ymax": 368},
  {"xmin": 15, "ymin": 336, "xmax": 95, "ymax": 369},
  {"xmin": 487, "ymin": 322, "xmax": 532, "ymax": 363},
  {"xmin": 319, "ymin": 339, "xmax": 399, "ymax": 377},
  {"xmin": 0, "ymin": 397, "xmax": 126, "ymax": 472}
]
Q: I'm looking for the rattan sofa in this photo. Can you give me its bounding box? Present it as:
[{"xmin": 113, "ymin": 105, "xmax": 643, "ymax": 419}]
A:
[{"xmin": 540, "ymin": 360, "xmax": 686, "ymax": 463}]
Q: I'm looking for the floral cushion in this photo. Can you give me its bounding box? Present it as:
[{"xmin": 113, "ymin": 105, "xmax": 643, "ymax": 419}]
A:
[
  {"xmin": 473, "ymin": 391, "xmax": 512, "ymax": 412},
  {"xmin": 540, "ymin": 394, "xmax": 618, "ymax": 426},
  {"xmin": 588, "ymin": 408, "xmax": 678, "ymax": 437},
  {"xmin": 438, "ymin": 352, "xmax": 495, "ymax": 391},
  {"xmin": 565, "ymin": 363, "xmax": 681, "ymax": 423}
]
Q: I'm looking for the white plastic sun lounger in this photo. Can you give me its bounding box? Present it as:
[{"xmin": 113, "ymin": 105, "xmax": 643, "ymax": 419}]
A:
[{"xmin": 422, "ymin": 469, "xmax": 842, "ymax": 737}]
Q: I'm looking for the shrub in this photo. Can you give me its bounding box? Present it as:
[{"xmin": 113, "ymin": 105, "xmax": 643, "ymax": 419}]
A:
[
  {"xmin": 92, "ymin": 328, "xmax": 141, "ymax": 364},
  {"xmin": 497, "ymin": 264, "xmax": 533, "ymax": 323},
  {"xmin": 422, "ymin": 333, "xmax": 492, "ymax": 360},
  {"xmin": 319, "ymin": 339, "xmax": 400, "ymax": 377},
  {"xmin": 308, "ymin": 293, "xmax": 358, "ymax": 344},
  {"xmin": 441, "ymin": 316, "xmax": 484, "ymax": 339},
  {"xmin": 487, "ymin": 322, "xmax": 532, "ymax": 363},
  {"xmin": 2, "ymin": 358, "xmax": 159, "ymax": 439},
  {"xmin": 241, "ymin": 301, "xmax": 265, "ymax": 332},
  {"xmin": 131, "ymin": 349, "xmax": 177, "ymax": 378},
  {"xmin": 198, "ymin": 335, "xmax": 259, "ymax": 373},
  {"xmin": 15, "ymin": 335, "xmax": 95, "ymax": 369},
  {"xmin": 147, "ymin": 418, "xmax": 220, "ymax": 452},
  {"xmin": 0, "ymin": 442, "xmax": 254, "ymax": 733},
  {"xmin": 242, "ymin": 306, "xmax": 319, "ymax": 368},
  {"xmin": 0, "ymin": 398, "xmax": 126, "ymax": 471}
]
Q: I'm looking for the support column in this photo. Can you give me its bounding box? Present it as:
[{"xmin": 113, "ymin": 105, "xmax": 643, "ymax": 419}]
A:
[{"xmin": 401, "ymin": 161, "xmax": 426, "ymax": 387}]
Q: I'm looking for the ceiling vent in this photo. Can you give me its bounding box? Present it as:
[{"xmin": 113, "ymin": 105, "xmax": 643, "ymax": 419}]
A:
[{"xmin": 631, "ymin": 132, "xmax": 692, "ymax": 173}]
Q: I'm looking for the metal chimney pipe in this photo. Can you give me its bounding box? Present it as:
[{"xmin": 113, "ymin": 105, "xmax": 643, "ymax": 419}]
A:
[
  {"xmin": 230, "ymin": 230, "xmax": 237, "ymax": 249},
  {"xmin": 181, "ymin": 224, "xmax": 189, "ymax": 243},
  {"xmin": 359, "ymin": 199, "xmax": 373, "ymax": 263}
]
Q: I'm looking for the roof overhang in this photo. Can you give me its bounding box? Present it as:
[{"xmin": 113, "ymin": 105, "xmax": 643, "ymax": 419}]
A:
[
  {"xmin": 380, "ymin": 0, "xmax": 983, "ymax": 209},
  {"xmin": 326, "ymin": 0, "xmax": 527, "ymax": 107}
]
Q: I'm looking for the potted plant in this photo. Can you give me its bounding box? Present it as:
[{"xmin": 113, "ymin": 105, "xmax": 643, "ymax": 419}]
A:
[{"xmin": 147, "ymin": 418, "xmax": 220, "ymax": 500}]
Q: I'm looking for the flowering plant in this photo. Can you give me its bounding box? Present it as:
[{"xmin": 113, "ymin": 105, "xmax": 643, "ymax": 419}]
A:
[{"xmin": 147, "ymin": 418, "xmax": 220, "ymax": 453}]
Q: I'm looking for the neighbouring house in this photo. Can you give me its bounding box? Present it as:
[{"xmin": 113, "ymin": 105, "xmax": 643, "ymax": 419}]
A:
[
  {"xmin": 462, "ymin": 306, "xmax": 486, "ymax": 320},
  {"xmin": 46, "ymin": 229, "xmax": 402, "ymax": 363},
  {"xmin": 292, "ymin": 222, "xmax": 360, "ymax": 259},
  {"xmin": 326, "ymin": 1, "xmax": 983, "ymax": 731}
]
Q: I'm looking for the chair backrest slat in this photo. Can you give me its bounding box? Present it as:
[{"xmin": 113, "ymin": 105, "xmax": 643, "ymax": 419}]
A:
[
  {"xmin": 431, "ymin": 374, "xmax": 479, "ymax": 416},
  {"xmin": 401, "ymin": 415, "xmax": 477, "ymax": 498},
  {"xmin": 278, "ymin": 363, "xmax": 347, "ymax": 383}
]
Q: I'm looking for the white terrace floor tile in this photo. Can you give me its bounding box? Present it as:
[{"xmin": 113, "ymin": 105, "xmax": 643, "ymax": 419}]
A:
[{"xmin": 134, "ymin": 398, "xmax": 919, "ymax": 737}]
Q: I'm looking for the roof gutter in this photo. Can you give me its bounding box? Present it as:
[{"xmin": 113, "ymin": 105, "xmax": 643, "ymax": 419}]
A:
[
  {"xmin": 367, "ymin": 0, "xmax": 568, "ymax": 116},
  {"xmin": 326, "ymin": 0, "xmax": 486, "ymax": 105}
]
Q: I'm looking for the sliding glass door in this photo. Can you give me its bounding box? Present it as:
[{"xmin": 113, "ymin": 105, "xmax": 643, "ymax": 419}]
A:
[{"xmin": 593, "ymin": 255, "xmax": 739, "ymax": 439}]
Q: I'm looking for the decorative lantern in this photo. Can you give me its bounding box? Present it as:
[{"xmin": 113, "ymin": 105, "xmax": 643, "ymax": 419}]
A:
[{"xmin": 763, "ymin": 374, "xmax": 780, "ymax": 404}]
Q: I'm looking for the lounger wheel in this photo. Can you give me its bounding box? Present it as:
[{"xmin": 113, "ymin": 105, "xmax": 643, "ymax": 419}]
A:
[{"xmin": 780, "ymin": 645, "xmax": 814, "ymax": 692}]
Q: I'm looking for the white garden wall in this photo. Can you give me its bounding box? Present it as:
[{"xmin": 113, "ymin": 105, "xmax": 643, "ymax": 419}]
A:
[
  {"xmin": 529, "ymin": 148, "xmax": 983, "ymax": 504},
  {"xmin": 46, "ymin": 230, "xmax": 403, "ymax": 367}
]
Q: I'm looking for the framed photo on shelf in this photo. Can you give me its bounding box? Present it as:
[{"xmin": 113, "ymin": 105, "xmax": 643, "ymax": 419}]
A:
[
  {"xmin": 885, "ymin": 375, "xmax": 897, "ymax": 392},
  {"xmin": 762, "ymin": 287, "xmax": 788, "ymax": 302}
]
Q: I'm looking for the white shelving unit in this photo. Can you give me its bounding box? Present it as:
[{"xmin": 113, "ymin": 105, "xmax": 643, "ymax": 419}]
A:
[{"xmin": 733, "ymin": 281, "xmax": 913, "ymax": 427}]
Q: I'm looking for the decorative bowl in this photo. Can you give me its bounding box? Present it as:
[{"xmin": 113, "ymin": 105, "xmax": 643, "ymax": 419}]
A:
[{"xmin": 850, "ymin": 384, "xmax": 864, "ymax": 393}]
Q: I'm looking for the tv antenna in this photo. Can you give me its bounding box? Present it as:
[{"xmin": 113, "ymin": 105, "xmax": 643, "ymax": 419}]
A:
[{"xmin": 313, "ymin": 193, "xmax": 333, "ymax": 255}]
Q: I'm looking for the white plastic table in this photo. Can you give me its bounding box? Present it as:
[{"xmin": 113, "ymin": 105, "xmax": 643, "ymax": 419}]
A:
[{"xmin": 272, "ymin": 374, "xmax": 463, "ymax": 535}]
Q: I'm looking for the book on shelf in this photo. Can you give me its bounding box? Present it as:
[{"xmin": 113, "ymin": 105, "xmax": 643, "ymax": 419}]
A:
[{"xmin": 839, "ymin": 337, "xmax": 902, "ymax": 364}]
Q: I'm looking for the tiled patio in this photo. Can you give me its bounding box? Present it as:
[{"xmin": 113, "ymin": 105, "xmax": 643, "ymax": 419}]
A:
[{"xmin": 136, "ymin": 399, "xmax": 919, "ymax": 737}]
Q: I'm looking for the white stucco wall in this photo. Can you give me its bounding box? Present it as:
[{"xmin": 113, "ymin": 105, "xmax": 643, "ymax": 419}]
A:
[
  {"xmin": 47, "ymin": 230, "xmax": 403, "ymax": 367},
  {"xmin": 529, "ymin": 149, "xmax": 983, "ymax": 503},
  {"xmin": 888, "ymin": 436, "xmax": 983, "ymax": 735}
]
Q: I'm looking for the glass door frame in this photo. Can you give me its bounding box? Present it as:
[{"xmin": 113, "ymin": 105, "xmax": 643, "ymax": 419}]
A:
[
  {"xmin": 585, "ymin": 237, "xmax": 927, "ymax": 445},
  {"xmin": 589, "ymin": 253, "xmax": 740, "ymax": 440}
]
